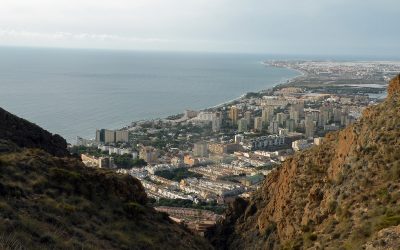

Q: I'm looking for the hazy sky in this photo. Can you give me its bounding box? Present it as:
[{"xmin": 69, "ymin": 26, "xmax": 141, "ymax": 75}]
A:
[{"xmin": 0, "ymin": 0, "xmax": 399, "ymax": 56}]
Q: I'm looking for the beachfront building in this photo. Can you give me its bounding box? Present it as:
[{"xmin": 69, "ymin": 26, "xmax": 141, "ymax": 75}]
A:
[
  {"xmin": 305, "ymin": 114, "xmax": 315, "ymax": 138},
  {"xmin": 96, "ymin": 129, "xmax": 129, "ymax": 143},
  {"xmin": 212, "ymin": 112, "xmax": 222, "ymax": 132},
  {"xmin": 229, "ymin": 106, "xmax": 239, "ymax": 125},
  {"xmin": 268, "ymin": 121, "xmax": 279, "ymax": 134},
  {"xmin": 254, "ymin": 117, "xmax": 263, "ymax": 132},
  {"xmin": 261, "ymin": 106, "xmax": 274, "ymax": 126},
  {"xmin": 238, "ymin": 118, "xmax": 248, "ymax": 133}
]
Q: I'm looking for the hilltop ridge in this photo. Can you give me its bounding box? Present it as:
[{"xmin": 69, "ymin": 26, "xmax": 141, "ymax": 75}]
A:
[
  {"xmin": 0, "ymin": 107, "xmax": 68, "ymax": 156},
  {"xmin": 207, "ymin": 75, "xmax": 400, "ymax": 249},
  {"xmin": 388, "ymin": 74, "xmax": 400, "ymax": 97},
  {"xmin": 0, "ymin": 108, "xmax": 211, "ymax": 249}
]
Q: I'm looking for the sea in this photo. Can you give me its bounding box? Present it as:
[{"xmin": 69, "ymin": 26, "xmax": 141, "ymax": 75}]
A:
[{"xmin": 0, "ymin": 47, "xmax": 300, "ymax": 143}]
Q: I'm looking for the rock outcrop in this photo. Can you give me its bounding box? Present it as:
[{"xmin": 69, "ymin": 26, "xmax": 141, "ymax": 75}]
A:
[
  {"xmin": 208, "ymin": 75, "xmax": 400, "ymax": 249},
  {"xmin": 0, "ymin": 109, "xmax": 211, "ymax": 249},
  {"xmin": 387, "ymin": 74, "xmax": 400, "ymax": 97},
  {"xmin": 364, "ymin": 226, "xmax": 400, "ymax": 250}
]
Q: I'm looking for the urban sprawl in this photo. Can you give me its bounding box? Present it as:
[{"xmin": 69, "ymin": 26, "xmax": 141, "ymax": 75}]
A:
[{"xmin": 72, "ymin": 60, "xmax": 400, "ymax": 234}]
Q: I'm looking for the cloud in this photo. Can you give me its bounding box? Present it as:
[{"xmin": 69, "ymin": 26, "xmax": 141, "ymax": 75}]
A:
[
  {"xmin": 0, "ymin": 0, "xmax": 399, "ymax": 55},
  {"xmin": 0, "ymin": 29, "xmax": 169, "ymax": 43}
]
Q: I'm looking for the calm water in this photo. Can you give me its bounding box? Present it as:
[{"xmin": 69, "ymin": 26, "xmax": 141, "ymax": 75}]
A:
[{"xmin": 0, "ymin": 47, "xmax": 299, "ymax": 143}]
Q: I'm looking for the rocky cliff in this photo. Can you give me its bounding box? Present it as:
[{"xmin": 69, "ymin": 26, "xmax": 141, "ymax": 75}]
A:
[
  {"xmin": 0, "ymin": 110, "xmax": 211, "ymax": 249},
  {"xmin": 208, "ymin": 75, "xmax": 400, "ymax": 249}
]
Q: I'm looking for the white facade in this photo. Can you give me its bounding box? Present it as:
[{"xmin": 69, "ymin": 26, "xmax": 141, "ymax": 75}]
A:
[{"xmin": 248, "ymin": 135, "xmax": 286, "ymax": 150}]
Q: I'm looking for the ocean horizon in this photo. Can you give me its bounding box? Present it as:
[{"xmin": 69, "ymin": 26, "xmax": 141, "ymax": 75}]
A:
[{"xmin": 0, "ymin": 47, "xmax": 300, "ymax": 143}]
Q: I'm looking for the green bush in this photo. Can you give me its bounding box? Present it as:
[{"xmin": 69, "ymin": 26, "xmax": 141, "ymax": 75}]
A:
[
  {"xmin": 376, "ymin": 215, "xmax": 400, "ymax": 230},
  {"xmin": 155, "ymin": 168, "xmax": 202, "ymax": 181},
  {"xmin": 353, "ymin": 222, "xmax": 372, "ymax": 239},
  {"xmin": 39, "ymin": 233, "xmax": 56, "ymax": 244},
  {"xmin": 263, "ymin": 222, "xmax": 277, "ymax": 238},
  {"xmin": 328, "ymin": 201, "xmax": 338, "ymax": 214},
  {"xmin": 112, "ymin": 154, "xmax": 146, "ymax": 169},
  {"xmin": 123, "ymin": 202, "xmax": 146, "ymax": 217},
  {"xmin": 59, "ymin": 203, "xmax": 76, "ymax": 214},
  {"xmin": 49, "ymin": 168, "xmax": 82, "ymax": 183},
  {"xmin": 307, "ymin": 233, "xmax": 317, "ymax": 241}
]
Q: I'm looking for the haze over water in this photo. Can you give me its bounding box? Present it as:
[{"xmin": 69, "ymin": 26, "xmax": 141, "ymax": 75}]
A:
[{"xmin": 0, "ymin": 47, "xmax": 299, "ymax": 143}]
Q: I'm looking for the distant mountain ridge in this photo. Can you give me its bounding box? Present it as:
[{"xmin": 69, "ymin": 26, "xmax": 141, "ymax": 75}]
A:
[
  {"xmin": 207, "ymin": 75, "xmax": 400, "ymax": 249},
  {"xmin": 0, "ymin": 107, "xmax": 211, "ymax": 249}
]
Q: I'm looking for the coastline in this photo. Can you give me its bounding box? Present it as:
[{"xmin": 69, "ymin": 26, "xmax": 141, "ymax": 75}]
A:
[
  {"xmin": 75, "ymin": 62, "xmax": 303, "ymax": 143},
  {"xmin": 184, "ymin": 63, "xmax": 303, "ymax": 111},
  {"xmin": 77, "ymin": 58, "xmax": 395, "ymax": 143},
  {"xmin": 262, "ymin": 61, "xmax": 308, "ymax": 85},
  {"xmin": 117, "ymin": 64, "xmax": 302, "ymax": 129}
]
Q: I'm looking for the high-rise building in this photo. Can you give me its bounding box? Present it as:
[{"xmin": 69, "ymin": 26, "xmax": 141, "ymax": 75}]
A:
[
  {"xmin": 254, "ymin": 117, "xmax": 263, "ymax": 132},
  {"xmin": 96, "ymin": 129, "xmax": 129, "ymax": 144},
  {"xmin": 229, "ymin": 106, "xmax": 239, "ymax": 125},
  {"xmin": 296, "ymin": 101, "xmax": 305, "ymax": 118},
  {"xmin": 268, "ymin": 121, "xmax": 279, "ymax": 134},
  {"xmin": 104, "ymin": 130, "xmax": 115, "ymax": 143},
  {"xmin": 276, "ymin": 112, "xmax": 288, "ymax": 126},
  {"xmin": 244, "ymin": 111, "xmax": 252, "ymax": 125},
  {"xmin": 286, "ymin": 119, "xmax": 295, "ymax": 132},
  {"xmin": 342, "ymin": 115, "xmax": 355, "ymax": 127},
  {"xmin": 305, "ymin": 109, "xmax": 319, "ymax": 123},
  {"xmin": 290, "ymin": 101, "xmax": 305, "ymax": 119},
  {"xmin": 319, "ymin": 107, "xmax": 331, "ymax": 126},
  {"xmin": 95, "ymin": 130, "xmax": 101, "ymax": 143},
  {"xmin": 212, "ymin": 112, "xmax": 222, "ymax": 132},
  {"xmin": 96, "ymin": 129, "xmax": 115, "ymax": 144},
  {"xmin": 262, "ymin": 106, "xmax": 274, "ymax": 126},
  {"xmin": 115, "ymin": 130, "xmax": 129, "ymax": 143},
  {"xmin": 238, "ymin": 118, "xmax": 248, "ymax": 133},
  {"xmin": 347, "ymin": 116, "xmax": 355, "ymax": 126},
  {"xmin": 333, "ymin": 108, "xmax": 342, "ymax": 122},
  {"xmin": 139, "ymin": 146, "xmax": 159, "ymax": 164},
  {"xmin": 193, "ymin": 142, "xmax": 208, "ymax": 157},
  {"xmin": 289, "ymin": 108, "xmax": 299, "ymax": 125},
  {"xmin": 305, "ymin": 115, "xmax": 315, "ymax": 138}
]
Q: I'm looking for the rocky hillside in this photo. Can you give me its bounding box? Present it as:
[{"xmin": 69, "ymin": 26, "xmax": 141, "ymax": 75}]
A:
[
  {"xmin": 0, "ymin": 108, "xmax": 68, "ymax": 157},
  {"xmin": 208, "ymin": 75, "xmax": 400, "ymax": 249},
  {"xmin": 0, "ymin": 111, "xmax": 211, "ymax": 249}
]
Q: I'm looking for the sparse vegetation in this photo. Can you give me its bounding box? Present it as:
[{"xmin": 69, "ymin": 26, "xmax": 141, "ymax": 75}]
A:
[
  {"xmin": 208, "ymin": 75, "xmax": 400, "ymax": 249},
  {"xmin": 112, "ymin": 154, "xmax": 147, "ymax": 168},
  {"xmin": 155, "ymin": 168, "xmax": 203, "ymax": 181},
  {"xmin": 0, "ymin": 108, "xmax": 211, "ymax": 250},
  {"xmin": 149, "ymin": 198, "xmax": 226, "ymax": 214}
]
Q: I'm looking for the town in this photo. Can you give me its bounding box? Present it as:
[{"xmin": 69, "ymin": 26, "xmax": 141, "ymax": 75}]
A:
[{"xmin": 70, "ymin": 60, "xmax": 400, "ymax": 234}]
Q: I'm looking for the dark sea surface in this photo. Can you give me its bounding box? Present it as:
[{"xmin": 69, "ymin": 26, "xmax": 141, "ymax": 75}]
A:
[{"xmin": 0, "ymin": 47, "xmax": 299, "ymax": 143}]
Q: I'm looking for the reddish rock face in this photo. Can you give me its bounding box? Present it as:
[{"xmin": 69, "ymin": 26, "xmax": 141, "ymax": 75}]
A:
[
  {"xmin": 208, "ymin": 75, "xmax": 400, "ymax": 249},
  {"xmin": 388, "ymin": 74, "xmax": 400, "ymax": 97},
  {"xmin": 364, "ymin": 225, "xmax": 400, "ymax": 249}
]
